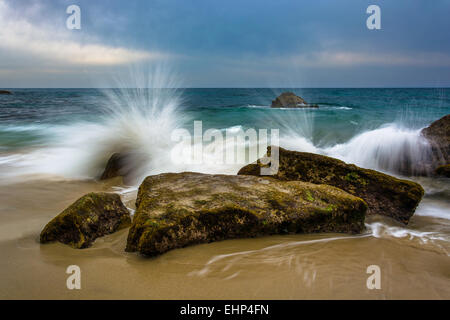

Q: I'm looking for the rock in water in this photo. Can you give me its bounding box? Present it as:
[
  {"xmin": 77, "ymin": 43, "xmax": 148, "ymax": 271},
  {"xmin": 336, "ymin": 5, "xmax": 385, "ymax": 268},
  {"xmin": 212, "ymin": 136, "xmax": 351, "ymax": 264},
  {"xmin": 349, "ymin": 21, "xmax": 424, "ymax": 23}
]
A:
[
  {"xmin": 271, "ymin": 92, "xmax": 318, "ymax": 108},
  {"xmin": 40, "ymin": 192, "xmax": 131, "ymax": 248},
  {"xmin": 435, "ymin": 164, "xmax": 450, "ymax": 178},
  {"xmin": 99, "ymin": 152, "xmax": 148, "ymax": 184},
  {"xmin": 100, "ymin": 153, "xmax": 126, "ymax": 180},
  {"xmin": 126, "ymin": 172, "xmax": 367, "ymax": 256},
  {"xmin": 238, "ymin": 147, "xmax": 424, "ymax": 224},
  {"xmin": 421, "ymin": 114, "xmax": 450, "ymax": 165},
  {"xmin": 0, "ymin": 90, "xmax": 12, "ymax": 95}
]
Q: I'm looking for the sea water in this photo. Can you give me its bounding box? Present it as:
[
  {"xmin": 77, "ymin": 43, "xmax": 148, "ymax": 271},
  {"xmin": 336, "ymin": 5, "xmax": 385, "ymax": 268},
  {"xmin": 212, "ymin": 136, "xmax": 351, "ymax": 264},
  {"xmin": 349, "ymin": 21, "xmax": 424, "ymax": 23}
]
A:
[{"xmin": 0, "ymin": 87, "xmax": 449, "ymax": 298}]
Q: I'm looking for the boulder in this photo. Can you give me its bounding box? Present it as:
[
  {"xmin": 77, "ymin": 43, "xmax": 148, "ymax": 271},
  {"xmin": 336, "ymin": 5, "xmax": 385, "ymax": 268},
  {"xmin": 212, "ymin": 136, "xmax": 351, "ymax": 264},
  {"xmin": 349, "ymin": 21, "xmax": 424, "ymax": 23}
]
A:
[
  {"xmin": 99, "ymin": 152, "xmax": 148, "ymax": 184},
  {"xmin": 0, "ymin": 90, "xmax": 12, "ymax": 95},
  {"xmin": 421, "ymin": 114, "xmax": 450, "ymax": 165},
  {"xmin": 435, "ymin": 164, "xmax": 450, "ymax": 178},
  {"xmin": 100, "ymin": 153, "xmax": 126, "ymax": 180},
  {"xmin": 238, "ymin": 147, "xmax": 424, "ymax": 224},
  {"xmin": 126, "ymin": 172, "xmax": 367, "ymax": 256},
  {"xmin": 40, "ymin": 192, "xmax": 131, "ymax": 249},
  {"xmin": 271, "ymin": 92, "xmax": 318, "ymax": 108}
]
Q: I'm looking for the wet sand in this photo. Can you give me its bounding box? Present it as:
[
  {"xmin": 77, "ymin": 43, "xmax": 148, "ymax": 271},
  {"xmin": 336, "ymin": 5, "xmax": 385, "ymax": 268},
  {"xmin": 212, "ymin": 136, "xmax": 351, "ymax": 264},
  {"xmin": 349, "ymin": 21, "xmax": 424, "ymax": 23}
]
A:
[{"xmin": 0, "ymin": 178, "xmax": 449, "ymax": 299}]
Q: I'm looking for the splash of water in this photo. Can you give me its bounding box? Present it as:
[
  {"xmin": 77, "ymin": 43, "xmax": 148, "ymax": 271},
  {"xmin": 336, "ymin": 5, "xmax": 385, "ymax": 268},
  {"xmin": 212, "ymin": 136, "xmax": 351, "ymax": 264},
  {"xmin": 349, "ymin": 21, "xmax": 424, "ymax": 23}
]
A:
[
  {"xmin": 0, "ymin": 69, "xmax": 441, "ymax": 183},
  {"xmin": 2, "ymin": 66, "xmax": 189, "ymax": 183},
  {"xmin": 323, "ymin": 124, "xmax": 434, "ymax": 176}
]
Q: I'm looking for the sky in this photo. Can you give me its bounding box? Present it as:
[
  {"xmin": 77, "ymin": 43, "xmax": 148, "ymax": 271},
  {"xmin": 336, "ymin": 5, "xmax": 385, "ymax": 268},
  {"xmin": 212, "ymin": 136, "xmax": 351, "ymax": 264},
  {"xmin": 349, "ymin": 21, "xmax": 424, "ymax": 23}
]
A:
[{"xmin": 1, "ymin": 0, "xmax": 450, "ymax": 88}]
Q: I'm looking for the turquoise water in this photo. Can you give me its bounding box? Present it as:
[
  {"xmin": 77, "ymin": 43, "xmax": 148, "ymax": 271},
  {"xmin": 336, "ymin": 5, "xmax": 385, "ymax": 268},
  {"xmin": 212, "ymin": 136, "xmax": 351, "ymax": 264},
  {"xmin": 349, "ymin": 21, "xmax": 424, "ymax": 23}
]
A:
[
  {"xmin": 1, "ymin": 88, "xmax": 449, "ymax": 150},
  {"xmin": 0, "ymin": 87, "xmax": 449, "ymax": 255},
  {"xmin": 0, "ymin": 88, "xmax": 449, "ymax": 177}
]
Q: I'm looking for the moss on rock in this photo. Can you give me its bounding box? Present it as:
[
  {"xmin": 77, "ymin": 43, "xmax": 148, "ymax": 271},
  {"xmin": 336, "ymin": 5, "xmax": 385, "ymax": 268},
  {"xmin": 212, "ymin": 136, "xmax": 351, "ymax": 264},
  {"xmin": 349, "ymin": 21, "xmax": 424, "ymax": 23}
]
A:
[
  {"xmin": 238, "ymin": 146, "xmax": 424, "ymax": 224},
  {"xmin": 40, "ymin": 192, "xmax": 131, "ymax": 248},
  {"xmin": 126, "ymin": 172, "xmax": 367, "ymax": 256}
]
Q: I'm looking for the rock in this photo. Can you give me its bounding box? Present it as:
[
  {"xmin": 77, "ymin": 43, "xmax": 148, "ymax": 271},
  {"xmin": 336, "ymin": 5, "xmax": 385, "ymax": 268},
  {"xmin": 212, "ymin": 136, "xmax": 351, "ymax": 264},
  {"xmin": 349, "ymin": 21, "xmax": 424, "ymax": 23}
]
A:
[
  {"xmin": 126, "ymin": 172, "xmax": 367, "ymax": 256},
  {"xmin": 0, "ymin": 90, "xmax": 12, "ymax": 95},
  {"xmin": 99, "ymin": 152, "xmax": 148, "ymax": 184},
  {"xmin": 421, "ymin": 114, "xmax": 450, "ymax": 165},
  {"xmin": 238, "ymin": 147, "xmax": 424, "ymax": 224},
  {"xmin": 271, "ymin": 92, "xmax": 318, "ymax": 108},
  {"xmin": 100, "ymin": 153, "xmax": 126, "ymax": 180},
  {"xmin": 40, "ymin": 192, "xmax": 131, "ymax": 249},
  {"xmin": 435, "ymin": 164, "xmax": 450, "ymax": 178}
]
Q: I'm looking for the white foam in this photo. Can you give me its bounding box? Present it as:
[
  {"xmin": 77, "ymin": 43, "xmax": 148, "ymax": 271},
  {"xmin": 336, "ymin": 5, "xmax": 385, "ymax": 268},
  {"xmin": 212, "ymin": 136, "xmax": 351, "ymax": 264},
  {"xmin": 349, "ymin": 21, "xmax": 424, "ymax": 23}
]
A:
[
  {"xmin": 334, "ymin": 106, "xmax": 352, "ymax": 110},
  {"xmin": 323, "ymin": 123, "xmax": 434, "ymax": 175},
  {"xmin": 245, "ymin": 104, "xmax": 269, "ymax": 109},
  {"xmin": 366, "ymin": 222, "xmax": 449, "ymax": 244}
]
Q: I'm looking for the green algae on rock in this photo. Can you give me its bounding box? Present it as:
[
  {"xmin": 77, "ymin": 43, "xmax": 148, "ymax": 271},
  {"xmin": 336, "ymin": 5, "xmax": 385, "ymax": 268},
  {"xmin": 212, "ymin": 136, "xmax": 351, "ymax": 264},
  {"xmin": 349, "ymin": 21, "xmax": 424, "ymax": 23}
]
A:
[
  {"xmin": 126, "ymin": 172, "xmax": 367, "ymax": 256},
  {"xmin": 238, "ymin": 146, "xmax": 424, "ymax": 224},
  {"xmin": 40, "ymin": 192, "xmax": 131, "ymax": 249}
]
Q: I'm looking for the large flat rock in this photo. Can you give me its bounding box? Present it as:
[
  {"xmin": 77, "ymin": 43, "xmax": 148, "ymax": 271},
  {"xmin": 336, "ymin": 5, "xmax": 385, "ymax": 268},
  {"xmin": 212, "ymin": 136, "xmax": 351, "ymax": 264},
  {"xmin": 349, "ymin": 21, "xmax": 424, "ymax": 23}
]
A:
[{"xmin": 126, "ymin": 172, "xmax": 367, "ymax": 256}]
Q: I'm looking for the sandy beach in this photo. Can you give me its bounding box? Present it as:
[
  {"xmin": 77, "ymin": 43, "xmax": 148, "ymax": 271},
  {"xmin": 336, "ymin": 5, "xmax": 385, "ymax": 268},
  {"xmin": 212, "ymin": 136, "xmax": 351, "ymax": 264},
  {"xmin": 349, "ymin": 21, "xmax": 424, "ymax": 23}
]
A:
[{"xmin": 1, "ymin": 176, "xmax": 448, "ymax": 300}]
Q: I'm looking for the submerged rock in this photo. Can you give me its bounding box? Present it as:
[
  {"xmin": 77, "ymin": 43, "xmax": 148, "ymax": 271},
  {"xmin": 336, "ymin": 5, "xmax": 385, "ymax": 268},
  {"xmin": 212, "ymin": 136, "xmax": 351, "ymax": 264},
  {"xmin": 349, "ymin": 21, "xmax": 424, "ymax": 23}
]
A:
[
  {"xmin": 271, "ymin": 92, "xmax": 318, "ymax": 108},
  {"xmin": 238, "ymin": 147, "xmax": 424, "ymax": 224},
  {"xmin": 0, "ymin": 90, "xmax": 12, "ymax": 95},
  {"xmin": 40, "ymin": 192, "xmax": 131, "ymax": 248},
  {"xmin": 435, "ymin": 164, "xmax": 450, "ymax": 178},
  {"xmin": 126, "ymin": 172, "xmax": 367, "ymax": 256},
  {"xmin": 99, "ymin": 152, "xmax": 148, "ymax": 184},
  {"xmin": 100, "ymin": 153, "xmax": 126, "ymax": 180},
  {"xmin": 421, "ymin": 114, "xmax": 450, "ymax": 165}
]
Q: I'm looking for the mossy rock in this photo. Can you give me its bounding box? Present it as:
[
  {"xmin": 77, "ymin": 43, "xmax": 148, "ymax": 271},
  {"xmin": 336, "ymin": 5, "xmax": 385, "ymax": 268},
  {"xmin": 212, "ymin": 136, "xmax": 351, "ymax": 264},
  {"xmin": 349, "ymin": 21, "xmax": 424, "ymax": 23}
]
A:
[
  {"xmin": 238, "ymin": 146, "xmax": 424, "ymax": 224},
  {"xmin": 40, "ymin": 192, "xmax": 131, "ymax": 249},
  {"xmin": 421, "ymin": 114, "xmax": 450, "ymax": 164},
  {"xmin": 126, "ymin": 172, "xmax": 367, "ymax": 256},
  {"xmin": 435, "ymin": 164, "xmax": 450, "ymax": 178}
]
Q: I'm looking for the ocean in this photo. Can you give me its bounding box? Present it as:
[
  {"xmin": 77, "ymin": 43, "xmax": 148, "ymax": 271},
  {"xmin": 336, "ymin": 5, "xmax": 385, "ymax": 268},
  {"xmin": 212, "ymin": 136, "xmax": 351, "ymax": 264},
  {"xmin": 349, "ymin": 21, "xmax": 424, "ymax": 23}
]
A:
[{"xmin": 0, "ymin": 87, "xmax": 449, "ymax": 299}]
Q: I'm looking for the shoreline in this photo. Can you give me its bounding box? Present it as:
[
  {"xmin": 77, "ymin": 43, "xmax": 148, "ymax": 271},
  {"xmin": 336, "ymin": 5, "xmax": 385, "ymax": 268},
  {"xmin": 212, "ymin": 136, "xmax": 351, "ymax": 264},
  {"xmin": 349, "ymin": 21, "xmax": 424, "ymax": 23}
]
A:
[{"xmin": 0, "ymin": 176, "xmax": 448, "ymax": 299}]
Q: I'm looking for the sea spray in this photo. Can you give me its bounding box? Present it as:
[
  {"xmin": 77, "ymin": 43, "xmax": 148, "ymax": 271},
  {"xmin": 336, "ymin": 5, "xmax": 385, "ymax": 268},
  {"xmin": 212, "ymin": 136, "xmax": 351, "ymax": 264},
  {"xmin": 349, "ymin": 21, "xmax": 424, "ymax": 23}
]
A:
[
  {"xmin": 0, "ymin": 66, "xmax": 189, "ymax": 182},
  {"xmin": 323, "ymin": 123, "xmax": 434, "ymax": 176}
]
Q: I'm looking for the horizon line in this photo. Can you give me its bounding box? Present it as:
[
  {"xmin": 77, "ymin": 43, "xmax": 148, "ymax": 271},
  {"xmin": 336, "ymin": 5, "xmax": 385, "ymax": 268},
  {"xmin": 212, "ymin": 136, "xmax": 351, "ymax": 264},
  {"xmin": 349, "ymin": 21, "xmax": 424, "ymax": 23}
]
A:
[{"xmin": 3, "ymin": 87, "xmax": 450, "ymax": 90}]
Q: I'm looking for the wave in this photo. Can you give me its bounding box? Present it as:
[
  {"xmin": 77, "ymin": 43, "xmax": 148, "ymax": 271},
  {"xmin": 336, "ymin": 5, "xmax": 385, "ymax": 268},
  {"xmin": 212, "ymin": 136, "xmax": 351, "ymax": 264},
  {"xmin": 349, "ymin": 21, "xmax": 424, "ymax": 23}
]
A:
[
  {"xmin": 0, "ymin": 124, "xmax": 48, "ymax": 133},
  {"xmin": 245, "ymin": 104, "xmax": 269, "ymax": 109},
  {"xmin": 0, "ymin": 68, "xmax": 441, "ymax": 183},
  {"xmin": 322, "ymin": 124, "xmax": 434, "ymax": 176},
  {"xmin": 0, "ymin": 67, "xmax": 191, "ymax": 182},
  {"xmin": 366, "ymin": 222, "xmax": 449, "ymax": 254},
  {"xmin": 331, "ymin": 106, "xmax": 352, "ymax": 110},
  {"xmin": 0, "ymin": 116, "xmax": 437, "ymax": 182},
  {"xmin": 244, "ymin": 104, "xmax": 352, "ymax": 110}
]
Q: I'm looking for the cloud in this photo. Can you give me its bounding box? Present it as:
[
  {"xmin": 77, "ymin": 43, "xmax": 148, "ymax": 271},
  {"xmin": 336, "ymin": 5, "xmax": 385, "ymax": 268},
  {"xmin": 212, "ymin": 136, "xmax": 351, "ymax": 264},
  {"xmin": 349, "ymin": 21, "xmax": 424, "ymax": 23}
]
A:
[
  {"xmin": 0, "ymin": 1, "xmax": 163, "ymax": 67},
  {"xmin": 285, "ymin": 51, "xmax": 450, "ymax": 68}
]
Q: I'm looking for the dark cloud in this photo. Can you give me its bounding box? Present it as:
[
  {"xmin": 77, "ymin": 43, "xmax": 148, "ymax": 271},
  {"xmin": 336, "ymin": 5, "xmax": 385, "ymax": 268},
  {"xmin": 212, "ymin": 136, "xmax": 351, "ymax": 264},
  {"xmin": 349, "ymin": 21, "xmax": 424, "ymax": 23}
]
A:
[{"xmin": 2, "ymin": 0, "xmax": 450, "ymax": 87}]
